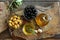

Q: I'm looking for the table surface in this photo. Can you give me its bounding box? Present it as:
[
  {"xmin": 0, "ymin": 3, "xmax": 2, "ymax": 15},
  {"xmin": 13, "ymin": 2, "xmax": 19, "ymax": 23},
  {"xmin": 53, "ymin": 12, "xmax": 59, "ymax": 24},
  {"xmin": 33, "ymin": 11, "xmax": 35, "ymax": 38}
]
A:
[
  {"xmin": 0, "ymin": 29, "xmax": 60, "ymax": 40},
  {"xmin": 0, "ymin": 0, "xmax": 60, "ymax": 40}
]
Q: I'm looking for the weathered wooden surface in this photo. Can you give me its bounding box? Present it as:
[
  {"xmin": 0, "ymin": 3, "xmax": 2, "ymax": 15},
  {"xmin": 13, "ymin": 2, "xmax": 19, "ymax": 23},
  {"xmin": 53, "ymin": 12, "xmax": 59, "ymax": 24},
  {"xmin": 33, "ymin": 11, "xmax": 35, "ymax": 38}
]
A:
[
  {"xmin": 0, "ymin": 1, "xmax": 60, "ymax": 40},
  {"xmin": 8, "ymin": 2, "xmax": 60, "ymax": 40},
  {"xmin": 0, "ymin": 2, "xmax": 9, "ymax": 33}
]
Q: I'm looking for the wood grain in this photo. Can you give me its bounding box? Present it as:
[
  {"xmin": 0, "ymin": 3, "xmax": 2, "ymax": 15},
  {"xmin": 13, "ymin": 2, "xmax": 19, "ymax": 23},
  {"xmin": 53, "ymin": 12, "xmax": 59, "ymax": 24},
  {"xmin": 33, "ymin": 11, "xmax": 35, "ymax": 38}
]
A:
[
  {"xmin": 9, "ymin": 2, "xmax": 60, "ymax": 40},
  {"xmin": 0, "ymin": 1, "xmax": 60, "ymax": 40},
  {"xmin": 0, "ymin": 2, "xmax": 10, "ymax": 33}
]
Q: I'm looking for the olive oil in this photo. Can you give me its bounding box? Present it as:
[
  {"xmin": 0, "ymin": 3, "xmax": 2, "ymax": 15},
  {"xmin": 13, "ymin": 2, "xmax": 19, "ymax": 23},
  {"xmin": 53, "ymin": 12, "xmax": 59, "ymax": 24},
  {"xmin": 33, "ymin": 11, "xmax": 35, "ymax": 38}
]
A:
[
  {"xmin": 35, "ymin": 13, "xmax": 50, "ymax": 27},
  {"xmin": 22, "ymin": 23, "xmax": 35, "ymax": 35}
]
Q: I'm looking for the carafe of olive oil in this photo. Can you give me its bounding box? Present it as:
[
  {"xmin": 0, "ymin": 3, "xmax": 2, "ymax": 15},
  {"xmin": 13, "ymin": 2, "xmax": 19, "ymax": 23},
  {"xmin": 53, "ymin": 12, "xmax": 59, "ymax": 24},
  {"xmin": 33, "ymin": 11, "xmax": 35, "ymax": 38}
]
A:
[{"xmin": 35, "ymin": 13, "xmax": 51, "ymax": 27}]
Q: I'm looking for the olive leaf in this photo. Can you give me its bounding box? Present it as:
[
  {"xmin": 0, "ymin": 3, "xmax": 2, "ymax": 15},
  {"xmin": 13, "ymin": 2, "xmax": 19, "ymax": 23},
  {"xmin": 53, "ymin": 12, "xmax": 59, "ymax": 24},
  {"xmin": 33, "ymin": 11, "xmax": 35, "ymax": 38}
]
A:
[
  {"xmin": 31, "ymin": 29, "xmax": 36, "ymax": 35},
  {"xmin": 9, "ymin": 0, "xmax": 23, "ymax": 11}
]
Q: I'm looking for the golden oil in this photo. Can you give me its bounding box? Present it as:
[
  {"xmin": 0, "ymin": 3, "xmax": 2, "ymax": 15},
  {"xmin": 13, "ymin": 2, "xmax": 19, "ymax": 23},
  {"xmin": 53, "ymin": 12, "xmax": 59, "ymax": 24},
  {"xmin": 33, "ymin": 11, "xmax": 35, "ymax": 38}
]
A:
[{"xmin": 35, "ymin": 13, "xmax": 50, "ymax": 27}]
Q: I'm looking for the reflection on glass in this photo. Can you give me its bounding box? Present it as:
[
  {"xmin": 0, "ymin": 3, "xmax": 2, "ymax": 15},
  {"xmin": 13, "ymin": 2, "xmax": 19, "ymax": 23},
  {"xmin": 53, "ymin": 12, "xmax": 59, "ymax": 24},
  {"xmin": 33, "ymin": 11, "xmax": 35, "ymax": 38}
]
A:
[{"xmin": 35, "ymin": 13, "xmax": 51, "ymax": 27}]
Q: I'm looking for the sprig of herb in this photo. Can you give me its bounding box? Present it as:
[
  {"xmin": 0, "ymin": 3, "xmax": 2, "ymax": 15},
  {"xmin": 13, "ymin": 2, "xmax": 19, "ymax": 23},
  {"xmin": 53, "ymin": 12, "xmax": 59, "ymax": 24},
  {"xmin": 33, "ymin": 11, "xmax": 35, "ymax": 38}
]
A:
[
  {"xmin": 26, "ymin": 26, "xmax": 36, "ymax": 35},
  {"xmin": 9, "ymin": 0, "xmax": 23, "ymax": 11}
]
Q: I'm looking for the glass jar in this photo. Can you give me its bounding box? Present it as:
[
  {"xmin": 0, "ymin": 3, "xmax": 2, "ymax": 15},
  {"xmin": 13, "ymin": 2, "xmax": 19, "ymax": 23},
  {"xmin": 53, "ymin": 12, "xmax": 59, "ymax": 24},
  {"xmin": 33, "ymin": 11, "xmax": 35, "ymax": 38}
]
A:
[{"xmin": 35, "ymin": 13, "xmax": 52, "ymax": 27}]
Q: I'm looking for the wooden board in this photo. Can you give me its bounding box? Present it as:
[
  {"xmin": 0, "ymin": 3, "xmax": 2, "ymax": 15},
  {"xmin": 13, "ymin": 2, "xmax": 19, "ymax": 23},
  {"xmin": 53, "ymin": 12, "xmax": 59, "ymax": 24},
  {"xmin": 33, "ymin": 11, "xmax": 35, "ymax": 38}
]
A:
[
  {"xmin": 9, "ymin": 2, "xmax": 60, "ymax": 40},
  {"xmin": 0, "ymin": 2, "xmax": 9, "ymax": 33}
]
